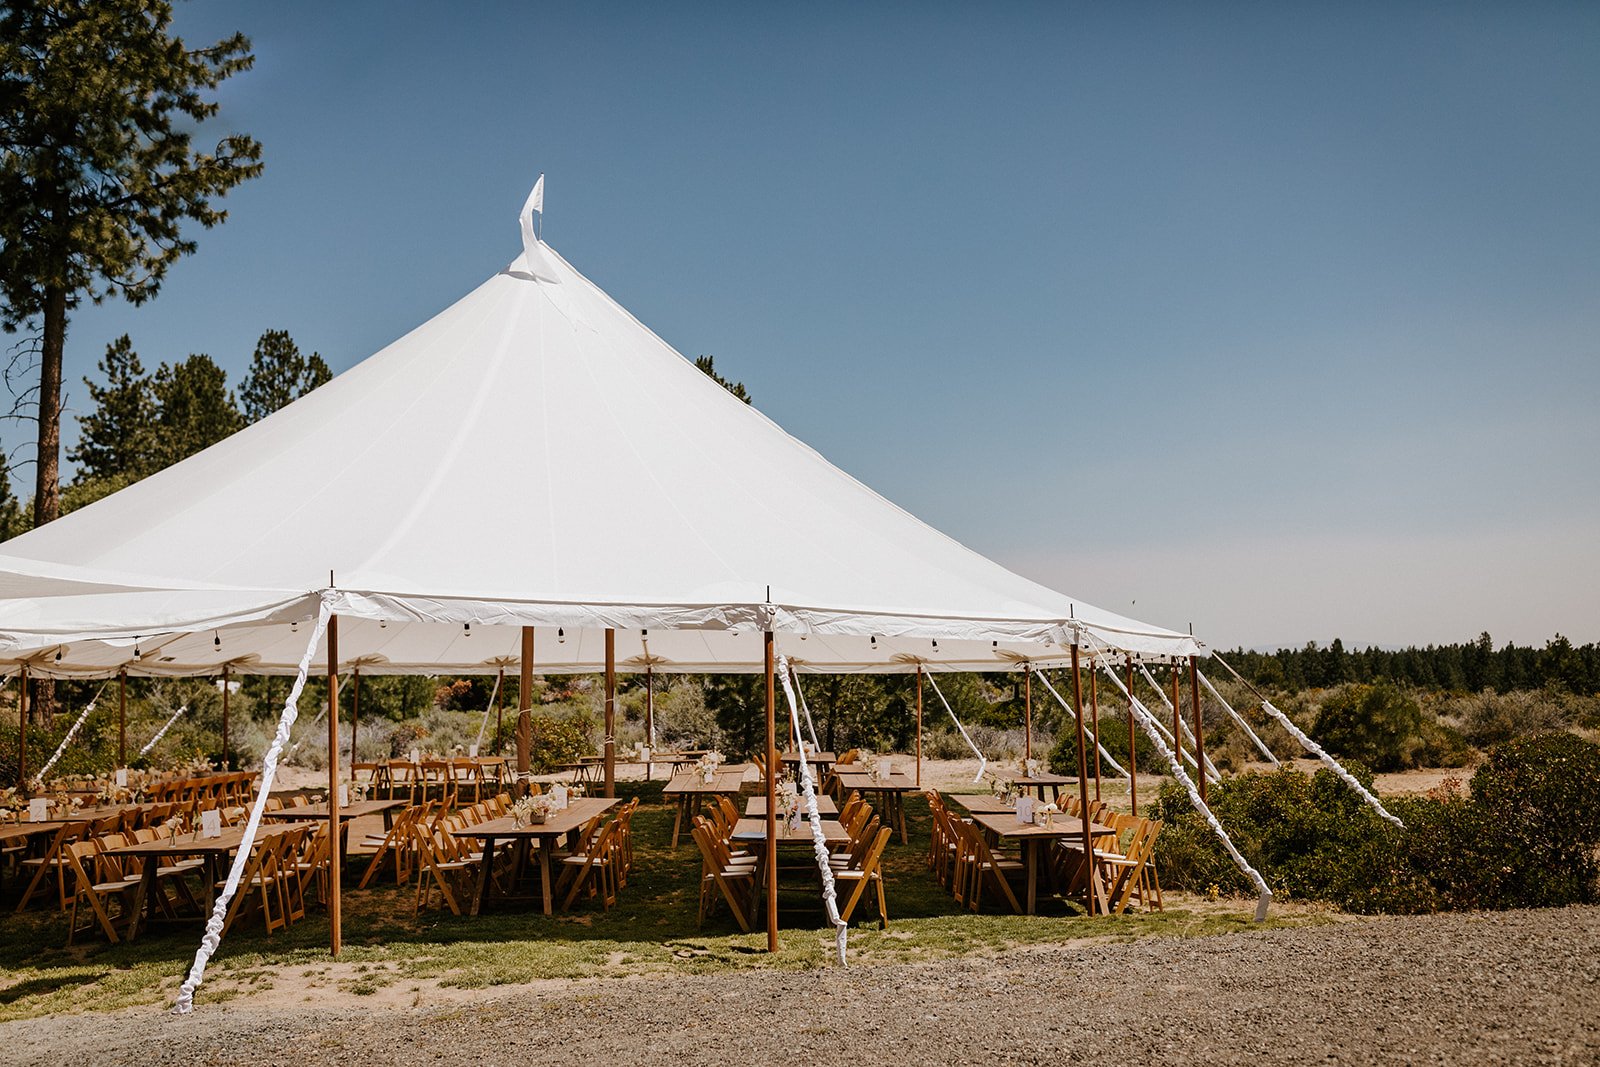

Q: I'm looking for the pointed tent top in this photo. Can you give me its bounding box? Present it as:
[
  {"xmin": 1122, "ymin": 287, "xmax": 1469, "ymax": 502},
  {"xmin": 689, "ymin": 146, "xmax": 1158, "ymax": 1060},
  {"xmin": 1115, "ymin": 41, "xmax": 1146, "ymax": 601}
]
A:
[
  {"xmin": 0, "ymin": 186, "xmax": 1205, "ymax": 674},
  {"xmin": 516, "ymin": 174, "xmax": 561, "ymax": 283}
]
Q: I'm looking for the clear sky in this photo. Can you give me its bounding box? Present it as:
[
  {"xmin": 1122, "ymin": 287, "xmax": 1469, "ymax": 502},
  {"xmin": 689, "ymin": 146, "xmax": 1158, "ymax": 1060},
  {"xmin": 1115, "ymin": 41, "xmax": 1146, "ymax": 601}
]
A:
[{"xmin": 12, "ymin": 2, "xmax": 1599, "ymax": 650}]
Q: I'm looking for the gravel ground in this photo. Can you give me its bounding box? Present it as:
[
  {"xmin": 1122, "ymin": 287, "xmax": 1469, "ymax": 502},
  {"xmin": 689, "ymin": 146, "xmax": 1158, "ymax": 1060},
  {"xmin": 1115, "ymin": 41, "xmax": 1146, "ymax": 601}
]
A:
[{"xmin": 5, "ymin": 907, "xmax": 1597, "ymax": 1066}]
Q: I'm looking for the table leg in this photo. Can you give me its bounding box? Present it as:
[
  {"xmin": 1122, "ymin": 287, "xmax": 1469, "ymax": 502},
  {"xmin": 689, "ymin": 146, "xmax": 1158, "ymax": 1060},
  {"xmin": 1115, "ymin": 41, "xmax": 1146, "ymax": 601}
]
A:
[
  {"xmin": 538, "ymin": 840, "xmax": 555, "ymax": 915},
  {"xmin": 127, "ymin": 861, "xmax": 157, "ymax": 942},
  {"xmin": 1026, "ymin": 839, "xmax": 1039, "ymax": 915},
  {"xmin": 382, "ymin": 807, "xmax": 395, "ymax": 831},
  {"xmin": 895, "ymin": 792, "xmax": 908, "ymax": 844},
  {"xmin": 472, "ymin": 834, "xmax": 497, "ymax": 916}
]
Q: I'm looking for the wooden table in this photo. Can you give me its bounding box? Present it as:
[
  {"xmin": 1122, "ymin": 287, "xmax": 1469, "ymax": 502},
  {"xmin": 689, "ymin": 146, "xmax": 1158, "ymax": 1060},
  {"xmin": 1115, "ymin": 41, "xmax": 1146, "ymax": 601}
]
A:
[
  {"xmin": 778, "ymin": 750, "xmax": 837, "ymax": 777},
  {"xmin": 967, "ymin": 810, "xmax": 1116, "ymax": 914},
  {"xmin": 746, "ymin": 794, "xmax": 837, "ymax": 818},
  {"xmin": 949, "ymin": 792, "xmax": 1021, "ymax": 815},
  {"xmin": 265, "ymin": 799, "xmax": 405, "ymax": 864},
  {"xmin": 833, "ymin": 770, "xmax": 918, "ymax": 843},
  {"xmin": 457, "ymin": 797, "xmax": 621, "ymax": 915},
  {"xmin": 1015, "ymin": 774, "xmax": 1077, "ymax": 801},
  {"xmin": 104, "ymin": 824, "xmax": 295, "ymax": 940},
  {"xmin": 663, "ymin": 770, "xmax": 746, "ymax": 848}
]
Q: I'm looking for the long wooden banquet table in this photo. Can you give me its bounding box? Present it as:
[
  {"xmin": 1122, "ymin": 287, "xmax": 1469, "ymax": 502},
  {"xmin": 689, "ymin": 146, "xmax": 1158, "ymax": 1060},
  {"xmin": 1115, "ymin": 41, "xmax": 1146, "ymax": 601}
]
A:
[
  {"xmin": 265, "ymin": 798, "xmax": 406, "ymax": 864},
  {"xmin": 954, "ymin": 794, "xmax": 1117, "ymax": 914},
  {"xmin": 832, "ymin": 769, "xmax": 916, "ymax": 843},
  {"xmin": 457, "ymin": 796, "xmax": 621, "ymax": 915},
  {"xmin": 105, "ymin": 823, "xmax": 297, "ymax": 941},
  {"xmin": 745, "ymin": 794, "xmax": 838, "ymax": 818},
  {"xmin": 663, "ymin": 769, "xmax": 746, "ymax": 847}
]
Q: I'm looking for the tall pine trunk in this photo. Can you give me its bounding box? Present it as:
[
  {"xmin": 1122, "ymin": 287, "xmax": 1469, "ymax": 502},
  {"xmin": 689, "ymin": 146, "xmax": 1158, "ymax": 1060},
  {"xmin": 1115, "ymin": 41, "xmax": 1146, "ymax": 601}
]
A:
[{"xmin": 29, "ymin": 284, "xmax": 65, "ymax": 723}]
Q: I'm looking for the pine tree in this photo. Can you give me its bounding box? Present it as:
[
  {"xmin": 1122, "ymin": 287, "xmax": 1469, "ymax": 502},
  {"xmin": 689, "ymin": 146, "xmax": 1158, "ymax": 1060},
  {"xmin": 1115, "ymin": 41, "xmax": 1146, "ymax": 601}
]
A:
[
  {"xmin": 0, "ymin": 0, "xmax": 262, "ymax": 527},
  {"xmin": 0, "ymin": 447, "xmax": 26, "ymax": 541},
  {"xmin": 238, "ymin": 329, "xmax": 332, "ymax": 423},
  {"xmin": 151, "ymin": 354, "xmax": 244, "ymax": 467},
  {"xmin": 694, "ymin": 355, "xmax": 752, "ymax": 403},
  {"xmin": 67, "ymin": 334, "xmax": 157, "ymax": 480}
]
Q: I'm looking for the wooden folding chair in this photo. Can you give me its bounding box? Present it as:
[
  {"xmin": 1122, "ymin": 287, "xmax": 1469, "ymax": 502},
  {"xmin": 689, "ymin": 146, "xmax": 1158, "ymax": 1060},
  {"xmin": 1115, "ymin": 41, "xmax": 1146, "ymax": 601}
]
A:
[
  {"xmin": 16, "ymin": 822, "xmax": 85, "ymax": 912},
  {"xmin": 560, "ymin": 819, "xmax": 620, "ymax": 911},
  {"xmin": 690, "ymin": 821, "xmax": 755, "ymax": 932},
  {"xmin": 834, "ymin": 826, "xmax": 892, "ymax": 928},
  {"xmin": 951, "ymin": 819, "xmax": 1024, "ymax": 914},
  {"xmin": 412, "ymin": 823, "xmax": 478, "ymax": 915},
  {"xmin": 219, "ymin": 832, "xmax": 288, "ymax": 936},
  {"xmin": 65, "ymin": 839, "xmax": 138, "ymax": 944}
]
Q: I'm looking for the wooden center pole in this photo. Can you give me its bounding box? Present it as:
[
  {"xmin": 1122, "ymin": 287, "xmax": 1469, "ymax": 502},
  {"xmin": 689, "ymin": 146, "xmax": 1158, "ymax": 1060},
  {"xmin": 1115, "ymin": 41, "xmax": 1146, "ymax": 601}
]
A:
[
  {"xmin": 914, "ymin": 664, "xmax": 923, "ymax": 789},
  {"xmin": 1126, "ymin": 657, "xmax": 1138, "ymax": 817},
  {"xmin": 603, "ymin": 628, "xmax": 616, "ymax": 798},
  {"xmin": 517, "ymin": 628, "xmax": 533, "ymax": 790},
  {"xmin": 350, "ymin": 668, "xmax": 362, "ymax": 776},
  {"xmin": 1023, "ymin": 665, "xmax": 1032, "ymax": 761},
  {"xmin": 1189, "ymin": 654, "xmax": 1206, "ymax": 803},
  {"xmin": 644, "ymin": 664, "xmax": 654, "ymax": 780},
  {"xmin": 117, "ymin": 668, "xmax": 126, "ymax": 768},
  {"xmin": 1090, "ymin": 666, "xmax": 1101, "ymax": 801},
  {"xmin": 18, "ymin": 665, "xmax": 27, "ymax": 792},
  {"xmin": 494, "ymin": 666, "xmax": 504, "ymax": 755},
  {"xmin": 764, "ymin": 630, "xmax": 778, "ymax": 952},
  {"xmin": 221, "ymin": 666, "xmax": 231, "ymax": 772},
  {"xmin": 1070, "ymin": 644, "xmax": 1102, "ymax": 913},
  {"xmin": 327, "ymin": 614, "xmax": 342, "ymax": 958}
]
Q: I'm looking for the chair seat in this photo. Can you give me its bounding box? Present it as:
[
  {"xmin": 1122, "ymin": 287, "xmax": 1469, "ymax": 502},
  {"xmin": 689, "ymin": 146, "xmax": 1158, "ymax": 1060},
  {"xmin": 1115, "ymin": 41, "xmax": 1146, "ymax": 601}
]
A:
[
  {"xmin": 91, "ymin": 877, "xmax": 142, "ymax": 893},
  {"xmin": 159, "ymin": 859, "xmax": 205, "ymax": 875},
  {"xmin": 834, "ymin": 869, "xmax": 879, "ymax": 882}
]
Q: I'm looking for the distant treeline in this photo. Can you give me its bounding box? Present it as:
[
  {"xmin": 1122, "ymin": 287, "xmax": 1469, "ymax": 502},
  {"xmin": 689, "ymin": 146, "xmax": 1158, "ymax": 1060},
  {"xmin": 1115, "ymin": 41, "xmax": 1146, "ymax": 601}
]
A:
[{"xmin": 1220, "ymin": 633, "xmax": 1600, "ymax": 696}]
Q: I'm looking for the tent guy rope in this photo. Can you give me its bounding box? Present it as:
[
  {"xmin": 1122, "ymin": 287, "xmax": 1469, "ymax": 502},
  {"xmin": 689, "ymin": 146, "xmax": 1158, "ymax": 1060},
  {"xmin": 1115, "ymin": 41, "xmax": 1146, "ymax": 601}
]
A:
[
  {"xmin": 777, "ymin": 654, "xmax": 848, "ymax": 965},
  {"xmin": 1210, "ymin": 654, "xmax": 1404, "ymax": 829},
  {"xmin": 1194, "ymin": 668, "xmax": 1279, "ymax": 766},
  {"xmin": 1033, "ymin": 669, "xmax": 1130, "ymax": 778},
  {"xmin": 138, "ymin": 701, "xmax": 189, "ymax": 757},
  {"xmin": 30, "ymin": 678, "xmax": 111, "ymax": 786},
  {"xmin": 1085, "ymin": 640, "xmax": 1273, "ymax": 921},
  {"xmin": 173, "ymin": 595, "xmax": 333, "ymax": 1014},
  {"xmin": 1136, "ymin": 661, "xmax": 1220, "ymax": 782},
  {"xmin": 922, "ymin": 670, "xmax": 987, "ymax": 782},
  {"xmin": 472, "ymin": 671, "xmax": 504, "ymax": 753}
]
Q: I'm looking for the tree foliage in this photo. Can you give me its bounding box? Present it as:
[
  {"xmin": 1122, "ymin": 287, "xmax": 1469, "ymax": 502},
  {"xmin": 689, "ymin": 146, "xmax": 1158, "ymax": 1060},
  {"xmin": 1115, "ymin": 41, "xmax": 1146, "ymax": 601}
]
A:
[
  {"xmin": 693, "ymin": 355, "xmax": 751, "ymax": 403},
  {"xmin": 0, "ymin": 0, "xmax": 262, "ymax": 524},
  {"xmin": 239, "ymin": 328, "xmax": 331, "ymax": 422},
  {"xmin": 68, "ymin": 333, "xmax": 156, "ymax": 479}
]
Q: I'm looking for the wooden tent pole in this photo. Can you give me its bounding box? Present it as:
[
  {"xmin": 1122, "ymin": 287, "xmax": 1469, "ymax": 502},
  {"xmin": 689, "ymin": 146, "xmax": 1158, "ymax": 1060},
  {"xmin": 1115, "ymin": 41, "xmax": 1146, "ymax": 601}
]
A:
[
  {"xmin": 764, "ymin": 630, "xmax": 778, "ymax": 951},
  {"xmin": 914, "ymin": 664, "xmax": 923, "ymax": 789},
  {"xmin": 117, "ymin": 668, "xmax": 127, "ymax": 769},
  {"xmin": 221, "ymin": 666, "xmax": 231, "ymax": 772},
  {"xmin": 644, "ymin": 664, "xmax": 654, "ymax": 780},
  {"xmin": 327, "ymin": 615, "xmax": 342, "ymax": 957},
  {"xmin": 18, "ymin": 665, "xmax": 27, "ymax": 791},
  {"xmin": 517, "ymin": 628, "xmax": 533, "ymax": 790},
  {"xmin": 1126, "ymin": 657, "xmax": 1138, "ymax": 817},
  {"xmin": 494, "ymin": 666, "xmax": 504, "ymax": 755},
  {"xmin": 1090, "ymin": 666, "xmax": 1101, "ymax": 801},
  {"xmin": 603, "ymin": 629, "xmax": 616, "ymax": 798},
  {"xmin": 1190, "ymin": 654, "xmax": 1206, "ymax": 803},
  {"xmin": 1070, "ymin": 644, "xmax": 1103, "ymax": 913},
  {"xmin": 1023, "ymin": 665, "xmax": 1032, "ymax": 761},
  {"xmin": 350, "ymin": 668, "xmax": 361, "ymax": 777}
]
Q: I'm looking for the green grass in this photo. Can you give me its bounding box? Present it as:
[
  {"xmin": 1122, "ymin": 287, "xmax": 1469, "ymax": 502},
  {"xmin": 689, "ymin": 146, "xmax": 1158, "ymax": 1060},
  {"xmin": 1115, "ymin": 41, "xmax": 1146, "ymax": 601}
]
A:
[{"xmin": 0, "ymin": 782, "xmax": 1328, "ymax": 1021}]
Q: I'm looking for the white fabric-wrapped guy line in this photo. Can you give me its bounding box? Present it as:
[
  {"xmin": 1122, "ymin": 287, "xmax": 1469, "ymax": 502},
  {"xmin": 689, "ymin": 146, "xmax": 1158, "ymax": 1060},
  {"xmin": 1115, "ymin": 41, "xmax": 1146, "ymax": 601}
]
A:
[
  {"xmin": 31, "ymin": 679, "xmax": 109, "ymax": 786},
  {"xmin": 173, "ymin": 595, "xmax": 332, "ymax": 1014},
  {"xmin": 777, "ymin": 655, "xmax": 848, "ymax": 966},
  {"xmin": 139, "ymin": 701, "xmax": 189, "ymax": 757},
  {"xmin": 922, "ymin": 671, "xmax": 986, "ymax": 782}
]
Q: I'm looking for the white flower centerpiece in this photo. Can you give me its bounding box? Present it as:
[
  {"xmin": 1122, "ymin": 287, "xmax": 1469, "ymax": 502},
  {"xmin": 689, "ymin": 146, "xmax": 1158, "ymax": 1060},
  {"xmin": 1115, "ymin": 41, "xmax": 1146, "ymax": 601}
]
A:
[
  {"xmin": 776, "ymin": 776, "xmax": 801, "ymax": 835},
  {"xmin": 1036, "ymin": 800, "xmax": 1060, "ymax": 827},
  {"xmin": 1020, "ymin": 757, "xmax": 1041, "ymax": 779},
  {"xmin": 512, "ymin": 793, "xmax": 560, "ymax": 828},
  {"xmin": 696, "ymin": 751, "xmax": 724, "ymax": 784},
  {"xmin": 983, "ymin": 770, "xmax": 1017, "ymax": 804}
]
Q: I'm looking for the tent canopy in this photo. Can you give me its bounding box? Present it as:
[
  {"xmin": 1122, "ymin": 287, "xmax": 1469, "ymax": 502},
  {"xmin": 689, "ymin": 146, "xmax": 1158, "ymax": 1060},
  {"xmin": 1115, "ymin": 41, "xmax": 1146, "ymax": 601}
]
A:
[{"xmin": 0, "ymin": 190, "xmax": 1203, "ymax": 677}]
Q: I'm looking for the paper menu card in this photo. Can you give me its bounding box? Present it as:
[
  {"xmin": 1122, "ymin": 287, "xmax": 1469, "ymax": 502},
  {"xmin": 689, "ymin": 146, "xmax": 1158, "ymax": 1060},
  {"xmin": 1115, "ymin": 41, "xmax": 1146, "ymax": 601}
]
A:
[
  {"xmin": 1014, "ymin": 796, "xmax": 1036, "ymax": 824},
  {"xmin": 200, "ymin": 809, "xmax": 223, "ymax": 838}
]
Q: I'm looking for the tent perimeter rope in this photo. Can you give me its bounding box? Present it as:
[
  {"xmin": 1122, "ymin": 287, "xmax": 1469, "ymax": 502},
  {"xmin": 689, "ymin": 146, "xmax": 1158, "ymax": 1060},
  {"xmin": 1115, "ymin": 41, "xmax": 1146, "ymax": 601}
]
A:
[
  {"xmin": 139, "ymin": 701, "xmax": 190, "ymax": 758},
  {"xmin": 777, "ymin": 655, "xmax": 848, "ymax": 965},
  {"xmin": 922, "ymin": 670, "xmax": 986, "ymax": 782},
  {"xmin": 31, "ymin": 678, "xmax": 112, "ymax": 787}
]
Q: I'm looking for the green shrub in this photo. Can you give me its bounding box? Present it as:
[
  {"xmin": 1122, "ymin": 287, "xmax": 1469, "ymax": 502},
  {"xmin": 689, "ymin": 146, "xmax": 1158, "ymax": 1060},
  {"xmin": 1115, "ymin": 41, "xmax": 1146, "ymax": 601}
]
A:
[
  {"xmin": 1047, "ymin": 714, "xmax": 1159, "ymax": 778},
  {"xmin": 1154, "ymin": 733, "xmax": 1600, "ymax": 913},
  {"xmin": 1314, "ymin": 682, "xmax": 1471, "ymax": 771},
  {"xmin": 527, "ymin": 713, "xmax": 596, "ymax": 773}
]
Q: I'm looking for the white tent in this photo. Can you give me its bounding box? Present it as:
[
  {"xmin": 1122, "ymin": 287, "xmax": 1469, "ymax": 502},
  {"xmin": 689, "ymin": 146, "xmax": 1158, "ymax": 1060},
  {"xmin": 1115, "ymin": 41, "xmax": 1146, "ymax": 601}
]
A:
[{"xmin": 0, "ymin": 190, "xmax": 1202, "ymax": 676}]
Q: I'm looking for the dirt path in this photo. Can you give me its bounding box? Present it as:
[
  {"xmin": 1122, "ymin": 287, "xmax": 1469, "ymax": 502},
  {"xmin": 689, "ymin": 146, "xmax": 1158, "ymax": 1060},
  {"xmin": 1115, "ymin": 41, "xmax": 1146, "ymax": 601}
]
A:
[{"xmin": 5, "ymin": 907, "xmax": 1596, "ymax": 1065}]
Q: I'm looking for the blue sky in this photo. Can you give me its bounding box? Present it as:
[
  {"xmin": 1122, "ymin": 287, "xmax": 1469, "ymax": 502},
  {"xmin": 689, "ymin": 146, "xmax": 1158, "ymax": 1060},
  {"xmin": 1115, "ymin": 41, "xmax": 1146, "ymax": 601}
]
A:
[{"xmin": 14, "ymin": 2, "xmax": 1599, "ymax": 649}]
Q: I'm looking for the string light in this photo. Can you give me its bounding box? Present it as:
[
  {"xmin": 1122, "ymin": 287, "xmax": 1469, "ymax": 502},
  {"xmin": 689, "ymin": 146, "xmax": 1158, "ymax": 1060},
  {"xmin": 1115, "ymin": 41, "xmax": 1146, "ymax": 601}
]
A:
[
  {"xmin": 463, "ymin": 622, "xmax": 472, "ymax": 637},
  {"xmin": 557, "ymin": 627, "xmax": 565, "ymax": 644}
]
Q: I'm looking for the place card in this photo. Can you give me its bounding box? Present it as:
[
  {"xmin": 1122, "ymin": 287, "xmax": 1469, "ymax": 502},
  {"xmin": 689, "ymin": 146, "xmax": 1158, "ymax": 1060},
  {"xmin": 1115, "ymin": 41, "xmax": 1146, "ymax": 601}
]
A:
[
  {"xmin": 1014, "ymin": 796, "xmax": 1035, "ymax": 824},
  {"xmin": 551, "ymin": 784, "xmax": 568, "ymax": 809},
  {"xmin": 28, "ymin": 797, "xmax": 49, "ymax": 822},
  {"xmin": 200, "ymin": 809, "xmax": 223, "ymax": 838},
  {"xmin": 639, "ymin": 746, "xmax": 651, "ymax": 762},
  {"xmin": 468, "ymin": 742, "xmax": 479, "ymax": 758},
  {"xmin": 408, "ymin": 747, "xmax": 421, "ymax": 763},
  {"xmin": 338, "ymin": 784, "xmax": 349, "ymax": 807},
  {"xmin": 114, "ymin": 768, "xmax": 128, "ymax": 787}
]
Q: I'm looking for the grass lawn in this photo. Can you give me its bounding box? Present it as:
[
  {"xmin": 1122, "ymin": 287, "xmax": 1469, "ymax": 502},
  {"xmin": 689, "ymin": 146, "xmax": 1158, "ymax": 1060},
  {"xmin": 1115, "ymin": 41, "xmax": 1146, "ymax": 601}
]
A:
[{"xmin": 0, "ymin": 781, "xmax": 1330, "ymax": 1021}]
